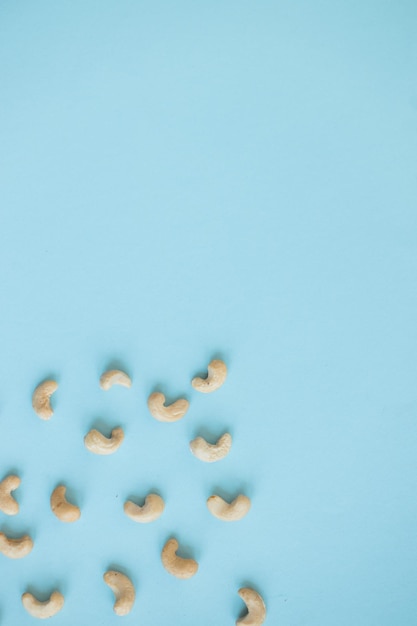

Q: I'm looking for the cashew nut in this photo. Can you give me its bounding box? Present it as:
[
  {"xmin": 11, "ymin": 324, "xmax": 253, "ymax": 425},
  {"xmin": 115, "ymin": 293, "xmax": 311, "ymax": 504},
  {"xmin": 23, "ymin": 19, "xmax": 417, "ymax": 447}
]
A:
[
  {"xmin": 161, "ymin": 538, "xmax": 198, "ymax": 579},
  {"xmin": 147, "ymin": 392, "xmax": 189, "ymax": 423},
  {"xmin": 100, "ymin": 369, "xmax": 131, "ymax": 390},
  {"xmin": 236, "ymin": 588, "xmax": 266, "ymax": 626},
  {"xmin": 0, "ymin": 474, "xmax": 21, "ymax": 515},
  {"xmin": 206, "ymin": 494, "xmax": 251, "ymax": 521},
  {"xmin": 191, "ymin": 359, "xmax": 227, "ymax": 393},
  {"xmin": 50, "ymin": 485, "xmax": 80, "ymax": 522},
  {"xmin": 190, "ymin": 433, "xmax": 232, "ymax": 462},
  {"xmin": 22, "ymin": 591, "xmax": 64, "ymax": 619},
  {"xmin": 84, "ymin": 427, "xmax": 124, "ymax": 455},
  {"xmin": 32, "ymin": 380, "xmax": 58, "ymax": 420},
  {"xmin": 103, "ymin": 570, "xmax": 135, "ymax": 616},
  {"xmin": 0, "ymin": 531, "xmax": 33, "ymax": 558},
  {"xmin": 124, "ymin": 494, "xmax": 165, "ymax": 523}
]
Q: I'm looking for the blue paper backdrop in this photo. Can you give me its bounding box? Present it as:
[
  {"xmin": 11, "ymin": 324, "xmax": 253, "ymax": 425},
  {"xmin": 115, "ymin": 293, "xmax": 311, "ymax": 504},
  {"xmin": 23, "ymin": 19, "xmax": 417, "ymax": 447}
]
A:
[{"xmin": 0, "ymin": 1, "xmax": 416, "ymax": 624}]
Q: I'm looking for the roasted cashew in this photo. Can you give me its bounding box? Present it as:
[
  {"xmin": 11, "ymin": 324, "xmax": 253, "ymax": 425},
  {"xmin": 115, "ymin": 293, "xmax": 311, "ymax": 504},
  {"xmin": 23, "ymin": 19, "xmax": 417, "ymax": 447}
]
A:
[
  {"xmin": 161, "ymin": 538, "xmax": 198, "ymax": 579},
  {"xmin": 191, "ymin": 359, "xmax": 227, "ymax": 393},
  {"xmin": 190, "ymin": 433, "xmax": 232, "ymax": 462},
  {"xmin": 124, "ymin": 494, "xmax": 165, "ymax": 523},
  {"xmin": 236, "ymin": 588, "xmax": 266, "ymax": 626},
  {"xmin": 22, "ymin": 590, "xmax": 64, "ymax": 619},
  {"xmin": 100, "ymin": 369, "xmax": 131, "ymax": 390},
  {"xmin": 206, "ymin": 494, "xmax": 251, "ymax": 522},
  {"xmin": 104, "ymin": 570, "xmax": 135, "ymax": 616},
  {"xmin": 32, "ymin": 380, "xmax": 58, "ymax": 420},
  {"xmin": 0, "ymin": 474, "xmax": 21, "ymax": 515},
  {"xmin": 84, "ymin": 427, "xmax": 124, "ymax": 455},
  {"xmin": 147, "ymin": 392, "xmax": 189, "ymax": 423},
  {"xmin": 0, "ymin": 531, "xmax": 33, "ymax": 558},
  {"xmin": 50, "ymin": 485, "xmax": 80, "ymax": 523}
]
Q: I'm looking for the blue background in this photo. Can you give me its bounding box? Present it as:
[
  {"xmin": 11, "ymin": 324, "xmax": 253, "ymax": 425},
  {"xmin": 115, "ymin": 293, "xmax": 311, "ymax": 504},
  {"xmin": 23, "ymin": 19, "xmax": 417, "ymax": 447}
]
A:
[{"xmin": 0, "ymin": 1, "xmax": 417, "ymax": 624}]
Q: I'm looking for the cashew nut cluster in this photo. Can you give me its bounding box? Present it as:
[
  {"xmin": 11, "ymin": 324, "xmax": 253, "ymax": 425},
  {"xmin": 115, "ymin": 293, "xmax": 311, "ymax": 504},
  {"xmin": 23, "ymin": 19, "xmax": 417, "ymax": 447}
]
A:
[
  {"xmin": 104, "ymin": 570, "xmax": 135, "ymax": 616},
  {"xmin": 22, "ymin": 590, "xmax": 64, "ymax": 619},
  {"xmin": 147, "ymin": 392, "xmax": 189, "ymax": 423},
  {"xmin": 236, "ymin": 588, "xmax": 266, "ymax": 626},
  {"xmin": 32, "ymin": 379, "xmax": 58, "ymax": 420},
  {"xmin": 13, "ymin": 352, "xmax": 261, "ymax": 620},
  {"xmin": 161, "ymin": 538, "xmax": 199, "ymax": 579},
  {"xmin": 84, "ymin": 426, "xmax": 124, "ymax": 455},
  {"xmin": 0, "ymin": 531, "xmax": 33, "ymax": 559},
  {"xmin": 206, "ymin": 494, "xmax": 251, "ymax": 522},
  {"xmin": 191, "ymin": 359, "xmax": 227, "ymax": 393},
  {"xmin": 0, "ymin": 474, "xmax": 21, "ymax": 515},
  {"xmin": 190, "ymin": 433, "xmax": 232, "ymax": 462},
  {"xmin": 124, "ymin": 493, "xmax": 165, "ymax": 523},
  {"xmin": 50, "ymin": 485, "xmax": 81, "ymax": 522},
  {"xmin": 99, "ymin": 369, "xmax": 131, "ymax": 390}
]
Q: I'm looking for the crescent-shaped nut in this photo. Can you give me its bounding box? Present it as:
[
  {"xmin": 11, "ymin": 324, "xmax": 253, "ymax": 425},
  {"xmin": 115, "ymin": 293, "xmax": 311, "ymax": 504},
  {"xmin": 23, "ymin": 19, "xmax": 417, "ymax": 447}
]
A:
[
  {"xmin": 206, "ymin": 494, "xmax": 251, "ymax": 522},
  {"xmin": 191, "ymin": 359, "xmax": 227, "ymax": 393},
  {"xmin": 32, "ymin": 380, "xmax": 58, "ymax": 420},
  {"xmin": 84, "ymin": 427, "xmax": 124, "ymax": 455},
  {"xmin": 0, "ymin": 474, "xmax": 21, "ymax": 515},
  {"xmin": 124, "ymin": 494, "xmax": 165, "ymax": 523},
  {"xmin": 50, "ymin": 485, "xmax": 81, "ymax": 523},
  {"xmin": 161, "ymin": 538, "xmax": 198, "ymax": 579},
  {"xmin": 237, "ymin": 588, "xmax": 266, "ymax": 626},
  {"xmin": 147, "ymin": 392, "xmax": 189, "ymax": 423},
  {"xmin": 0, "ymin": 531, "xmax": 33, "ymax": 559},
  {"xmin": 100, "ymin": 369, "xmax": 131, "ymax": 390},
  {"xmin": 104, "ymin": 570, "xmax": 135, "ymax": 616},
  {"xmin": 22, "ymin": 591, "xmax": 64, "ymax": 619},
  {"xmin": 189, "ymin": 433, "xmax": 232, "ymax": 462}
]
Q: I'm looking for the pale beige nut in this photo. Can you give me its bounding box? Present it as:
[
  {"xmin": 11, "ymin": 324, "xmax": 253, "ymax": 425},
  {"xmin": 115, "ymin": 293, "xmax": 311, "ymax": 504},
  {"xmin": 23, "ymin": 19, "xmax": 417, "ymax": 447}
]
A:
[
  {"xmin": 236, "ymin": 588, "xmax": 266, "ymax": 626},
  {"xmin": 161, "ymin": 538, "xmax": 198, "ymax": 579},
  {"xmin": 191, "ymin": 359, "xmax": 227, "ymax": 393},
  {"xmin": 50, "ymin": 485, "xmax": 80, "ymax": 523},
  {"xmin": 32, "ymin": 380, "xmax": 58, "ymax": 420},
  {"xmin": 147, "ymin": 392, "xmax": 189, "ymax": 423},
  {"xmin": 124, "ymin": 494, "xmax": 165, "ymax": 523},
  {"xmin": 104, "ymin": 570, "xmax": 135, "ymax": 616},
  {"xmin": 100, "ymin": 369, "xmax": 131, "ymax": 390},
  {"xmin": 22, "ymin": 591, "xmax": 64, "ymax": 619},
  {"xmin": 0, "ymin": 531, "xmax": 33, "ymax": 558},
  {"xmin": 207, "ymin": 494, "xmax": 251, "ymax": 522},
  {"xmin": 189, "ymin": 433, "xmax": 232, "ymax": 462},
  {"xmin": 84, "ymin": 427, "xmax": 124, "ymax": 455},
  {"xmin": 0, "ymin": 474, "xmax": 21, "ymax": 515}
]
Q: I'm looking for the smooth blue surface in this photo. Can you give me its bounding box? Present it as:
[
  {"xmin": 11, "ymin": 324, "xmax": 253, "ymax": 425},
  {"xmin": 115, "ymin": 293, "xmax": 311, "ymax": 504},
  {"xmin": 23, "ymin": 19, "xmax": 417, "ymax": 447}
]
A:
[{"xmin": 0, "ymin": 1, "xmax": 417, "ymax": 624}]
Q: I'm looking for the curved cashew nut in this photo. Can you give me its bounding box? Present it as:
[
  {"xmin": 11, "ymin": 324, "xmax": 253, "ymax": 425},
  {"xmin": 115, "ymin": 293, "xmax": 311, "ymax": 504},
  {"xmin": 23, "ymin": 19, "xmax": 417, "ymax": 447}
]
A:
[
  {"xmin": 50, "ymin": 485, "xmax": 80, "ymax": 522},
  {"xmin": 0, "ymin": 474, "xmax": 21, "ymax": 515},
  {"xmin": 22, "ymin": 591, "xmax": 64, "ymax": 619},
  {"xmin": 124, "ymin": 493, "xmax": 165, "ymax": 523},
  {"xmin": 0, "ymin": 531, "xmax": 33, "ymax": 558},
  {"xmin": 191, "ymin": 359, "xmax": 227, "ymax": 393},
  {"xmin": 100, "ymin": 369, "xmax": 131, "ymax": 390},
  {"xmin": 190, "ymin": 433, "xmax": 232, "ymax": 462},
  {"xmin": 161, "ymin": 538, "xmax": 198, "ymax": 579},
  {"xmin": 32, "ymin": 380, "xmax": 58, "ymax": 420},
  {"xmin": 147, "ymin": 392, "xmax": 189, "ymax": 423},
  {"xmin": 236, "ymin": 588, "xmax": 266, "ymax": 626},
  {"xmin": 207, "ymin": 494, "xmax": 251, "ymax": 522},
  {"xmin": 104, "ymin": 570, "xmax": 135, "ymax": 616},
  {"xmin": 84, "ymin": 427, "xmax": 124, "ymax": 455}
]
